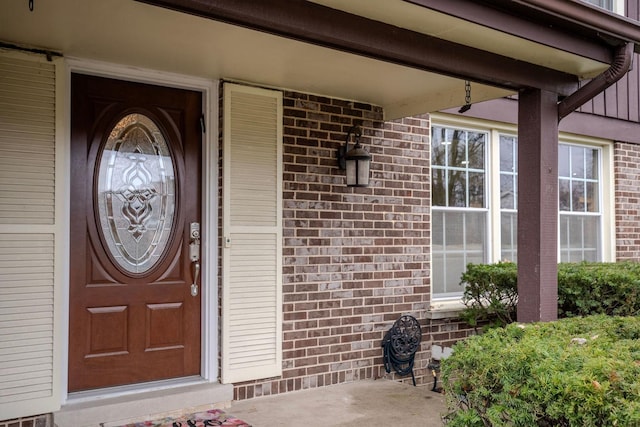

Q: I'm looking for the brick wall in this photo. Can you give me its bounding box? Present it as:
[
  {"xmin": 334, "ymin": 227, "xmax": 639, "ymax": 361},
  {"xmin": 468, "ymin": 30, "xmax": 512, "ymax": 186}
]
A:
[
  {"xmin": 232, "ymin": 90, "xmax": 439, "ymax": 400},
  {"xmin": 614, "ymin": 142, "xmax": 640, "ymax": 259}
]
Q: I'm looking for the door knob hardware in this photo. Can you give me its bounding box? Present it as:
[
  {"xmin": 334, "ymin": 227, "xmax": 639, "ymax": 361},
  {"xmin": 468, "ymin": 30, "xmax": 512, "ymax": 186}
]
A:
[
  {"xmin": 191, "ymin": 262, "xmax": 200, "ymax": 297},
  {"xmin": 189, "ymin": 222, "xmax": 200, "ymax": 297}
]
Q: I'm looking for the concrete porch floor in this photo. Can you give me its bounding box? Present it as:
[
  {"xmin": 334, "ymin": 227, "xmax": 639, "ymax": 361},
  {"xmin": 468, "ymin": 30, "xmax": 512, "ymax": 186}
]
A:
[{"xmin": 229, "ymin": 379, "xmax": 448, "ymax": 427}]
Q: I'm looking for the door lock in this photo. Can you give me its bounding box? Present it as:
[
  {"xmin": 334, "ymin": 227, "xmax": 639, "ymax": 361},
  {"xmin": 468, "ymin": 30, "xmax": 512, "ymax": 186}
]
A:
[{"xmin": 189, "ymin": 222, "xmax": 200, "ymax": 262}]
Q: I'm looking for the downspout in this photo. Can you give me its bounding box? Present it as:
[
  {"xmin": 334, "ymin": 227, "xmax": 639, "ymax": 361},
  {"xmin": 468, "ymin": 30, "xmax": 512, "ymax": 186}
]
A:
[{"xmin": 558, "ymin": 42, "xmax": 634, "ymax": 120}]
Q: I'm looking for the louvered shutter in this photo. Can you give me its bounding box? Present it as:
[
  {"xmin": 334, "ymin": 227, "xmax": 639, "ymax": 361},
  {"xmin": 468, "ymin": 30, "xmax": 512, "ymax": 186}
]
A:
[
  {"xmin": 221, "ymin": 83, "xmax": 282, "ymax": 384},
  {"xmin": 0, "ymin": 53, "xmax": 62, "ymax": 419}
]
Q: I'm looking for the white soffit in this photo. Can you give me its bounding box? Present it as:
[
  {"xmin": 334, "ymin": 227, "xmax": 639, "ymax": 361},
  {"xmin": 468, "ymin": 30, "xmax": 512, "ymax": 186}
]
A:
[
  {"xmin": 310, "ymin": 0, "xmax": 610, "ymax": 79},
  {"xmin": 0, "ymin": 0, "xmax": 599, "ymax": 118}
]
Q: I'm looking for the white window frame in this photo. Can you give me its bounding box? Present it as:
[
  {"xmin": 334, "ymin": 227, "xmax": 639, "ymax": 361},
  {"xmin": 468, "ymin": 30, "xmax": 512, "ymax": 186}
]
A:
[
  {"xmin": 430, "ymin": 119, "xmax": 492, "ymax": 301},
  {"xmin": 429, "ymin": 114, "xmax": 615, "ymax": 308},
  {"xmin": 495, "ymin": 132, "xmax": 518, "ymax": 262},
  {"xmin": 558, "ymin": 134, "xmax": 615, "ymax": 262}
]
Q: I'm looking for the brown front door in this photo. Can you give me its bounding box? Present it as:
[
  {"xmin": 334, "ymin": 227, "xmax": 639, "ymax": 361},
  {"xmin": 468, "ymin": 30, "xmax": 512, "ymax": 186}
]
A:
[{"xmin": 69, "ymin": 74, "xmax": 202, "ymax": 392}]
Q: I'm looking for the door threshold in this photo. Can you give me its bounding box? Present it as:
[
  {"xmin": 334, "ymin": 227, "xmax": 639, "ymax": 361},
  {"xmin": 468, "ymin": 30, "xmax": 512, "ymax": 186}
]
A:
[
  {"xmin": 57, "ymin": 379, "xmax": 233, "ymax": 427},
  {"xmin": 67, "ymin": 376, "xmax": 207, "ymax": 404}
]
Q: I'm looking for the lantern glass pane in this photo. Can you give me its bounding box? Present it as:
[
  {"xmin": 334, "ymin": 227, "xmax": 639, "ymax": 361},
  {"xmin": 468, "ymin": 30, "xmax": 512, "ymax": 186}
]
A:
[
  {"xmin": 357, "ymin": 159, "xmax": 370, "ymax": 186},
  {"xmin": 346, "ymin": 160, "xmax": 357, "ymax": 186}
]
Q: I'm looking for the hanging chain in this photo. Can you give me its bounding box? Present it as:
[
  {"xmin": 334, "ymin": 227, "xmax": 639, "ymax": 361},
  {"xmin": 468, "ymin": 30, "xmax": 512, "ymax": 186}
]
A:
[
  {"xmin": 459, "ymin": 80, "xmax": 472, "ymax": 113},
  {"xmin": 464, "ymin": 80, "xmax": 471, "ymax": 105}
]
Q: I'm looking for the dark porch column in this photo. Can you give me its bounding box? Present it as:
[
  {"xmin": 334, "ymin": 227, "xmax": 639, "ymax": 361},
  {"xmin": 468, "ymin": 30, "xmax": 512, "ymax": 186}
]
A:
[{"xmin": 517, "ymin": 88, "xmax": 559, "ymax": 322}]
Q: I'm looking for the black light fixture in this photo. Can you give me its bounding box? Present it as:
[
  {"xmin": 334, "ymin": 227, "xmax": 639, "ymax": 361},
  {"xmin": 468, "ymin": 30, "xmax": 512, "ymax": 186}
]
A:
[{"xmin": 337, "ymin": 125, "xmax": 371, "ymax": 187}]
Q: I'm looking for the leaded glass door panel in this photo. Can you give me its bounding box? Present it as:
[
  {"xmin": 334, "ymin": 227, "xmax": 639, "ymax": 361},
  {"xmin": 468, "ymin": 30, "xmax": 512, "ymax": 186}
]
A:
[{"xmin": 69, "ymin": 74, "xmax": 202, "ymax": 391}]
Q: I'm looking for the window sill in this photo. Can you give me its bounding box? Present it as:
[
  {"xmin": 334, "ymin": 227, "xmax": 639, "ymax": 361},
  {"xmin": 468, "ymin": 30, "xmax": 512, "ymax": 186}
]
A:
[{"xmin": 426, "ymin": 300, "xmax": 466, "ymax": 319}]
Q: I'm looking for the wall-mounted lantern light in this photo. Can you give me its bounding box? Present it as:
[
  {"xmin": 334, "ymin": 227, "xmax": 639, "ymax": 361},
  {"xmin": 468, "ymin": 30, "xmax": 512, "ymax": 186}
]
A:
[{"xmin": 337, "ymin": 125, "xmax": 371, "ymax": 187}]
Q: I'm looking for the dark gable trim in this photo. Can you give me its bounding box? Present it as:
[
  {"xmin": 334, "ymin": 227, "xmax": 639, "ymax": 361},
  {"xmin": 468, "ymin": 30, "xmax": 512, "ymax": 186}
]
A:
[
  {"xmin": 504, "ymin": 0, "xmax": 640, "ymax": 53},
  {"xmin": 410, "ymin": 0, "xmax": 640, "ymax": 55},
  {"xmin": 404, "ymin": 0, "xmax": 613, "ymax": 63},
  {"xmin": 136, "ymin": 0, "xmax": 578, "ymax": 96}
]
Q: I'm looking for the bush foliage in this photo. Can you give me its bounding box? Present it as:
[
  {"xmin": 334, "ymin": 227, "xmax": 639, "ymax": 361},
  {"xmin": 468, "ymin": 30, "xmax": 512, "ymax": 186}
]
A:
[
  {"xmin": 459, "ymin": 261, "xmax": 518, "ymax": 328},
  {"xmin": 442, "ymin": 315, "xmax": 640, "ymax": 426},
  {"xmin": 460, "ymin": 261, "xmax": 640, "ymax": 328}
]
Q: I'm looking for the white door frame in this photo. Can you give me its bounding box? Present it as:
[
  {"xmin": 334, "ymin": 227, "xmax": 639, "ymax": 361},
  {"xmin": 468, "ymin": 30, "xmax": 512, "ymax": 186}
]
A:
[{"xmin": 62, "ymin": 57, "xmax": 219, "ymax": 402}]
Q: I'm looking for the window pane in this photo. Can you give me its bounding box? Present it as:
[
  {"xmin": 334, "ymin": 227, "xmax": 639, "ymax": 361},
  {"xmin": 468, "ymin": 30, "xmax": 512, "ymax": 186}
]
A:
[
  {"xmin": 431, "ymin": 127, "xmax": 447, "ymax": 167},
  {"xmin": 432, "ymin": 210, "xmax": 487, "ymax": 299},
  {"xmin": 585, "ymin": 148, "xmax": 598, "ymax": 180},
  {"xmin": 445, "ymin": 211, "xmax": 464, "ymax": 247},
  {"xmin": 582, "ymin": 216, "xmax": 600, "ymax": 261},
  {"xmin": 445, "ymin": 253, "xmax": 466, "ymax": 295},
  {"xmin": 569, "ymin": 217, "xmax": 584, "ymax": 248},
  {"xmin": 448, "ymin": 130, "xmax": 467, "ymax": 167},
  {"xmin": 559, "ymin": 145, "xmax": 570, "ymax": 177},
  {"xmin": 559, "ymin": 216, "xmax": 570, "ymax": 262},
  {"xmin": 431, "ymin": 253, "xmax": 445, "ymax": 295},
  {"xmin": 432, "ymin": 211, "xmax": 444, "ymax": 248},
  {"xmin": 560, "ymin": 214, "xmax": 601, "ymax": 262},
  {"xmin": 500, "ymin": 174, "xmax": 515, "ymax": 209},
  {"xmin": 448, "ymin": 170, "xmax": 467, "ymax": 207},
  {"xmin": 559, "ymin": 179, "xmax": 571, "ymax": 211},
  {"xmin": 500, "ymin": 212, "xmax": 517, "ymax": 262},
  {"xmin": 466, "ymin": 211, "xmax": 486, "ymax": 250},
  {"xmin": 500, "ymin": 135, "xmax": 515, "ymax": 172},
  {"xmin": 559, "ymin": 144, "xmax": 601, "ymax": 215},
  {"xmin": 431, "ymin": 168, "xmax": 446, "ymax": 206},
  {"xmin": 587, "ymin": 182, "xmax": 599, "ymax": 212},
  {"xmin": 572, "ymin": 181, "xmax": 585, "ymax": 212},
  {"xmin": 499, "ymin": 133, "xmax": 518, "ymax": 262},
  {"xmin": 431, "ymin": 125, "xmax": 486, "ymax": 209},
  {"xmin": 469, "ymin": 172, "xmax": 484, "ymax": 208},
  {"xmin": 571, "ymin": 146, "xmax": 586, "ymax": 179},
  {"xmin": 468, "ymin": 132, "xmax": 485, "ymax": 169}
]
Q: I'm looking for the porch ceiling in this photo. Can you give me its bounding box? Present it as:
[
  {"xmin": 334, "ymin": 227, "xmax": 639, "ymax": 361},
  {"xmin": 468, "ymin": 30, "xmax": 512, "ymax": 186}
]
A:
[{"xmin": 0, "ymin": 0, "xmax": 624, "ymax": 119}]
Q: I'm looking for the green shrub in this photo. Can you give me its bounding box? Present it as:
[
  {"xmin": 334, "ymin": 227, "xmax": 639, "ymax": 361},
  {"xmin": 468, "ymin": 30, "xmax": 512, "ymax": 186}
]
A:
[
  {"xmin": 442, "ymin": 315, "xmax": 640, "ymax": 426},
  {"xmin": 558, "ymin": 262, "xmax": 640, "ymax": 318},
  {"xmin": 460, "ymin": 261, "xmax": 640, "ymax": 328},
  {"xmin": 459, "ymin": 262, "xmax": 518, "ymax": 329}
]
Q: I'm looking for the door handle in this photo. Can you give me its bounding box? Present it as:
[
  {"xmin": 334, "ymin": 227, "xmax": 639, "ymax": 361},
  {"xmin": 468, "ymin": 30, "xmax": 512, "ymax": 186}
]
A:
[
  {"xmin": 191, "ymin": 262, "xmax": 200, "ymax": 297},
  {"xmin": 189, "ymin": 222, "xmax": 200, "ymax": 297}
]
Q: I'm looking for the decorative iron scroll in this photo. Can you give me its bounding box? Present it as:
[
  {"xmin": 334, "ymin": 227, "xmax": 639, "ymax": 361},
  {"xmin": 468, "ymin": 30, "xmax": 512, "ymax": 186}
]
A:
[{"xmin": 382, "ymin": 315, "xmax": 422, "ymax": 386}]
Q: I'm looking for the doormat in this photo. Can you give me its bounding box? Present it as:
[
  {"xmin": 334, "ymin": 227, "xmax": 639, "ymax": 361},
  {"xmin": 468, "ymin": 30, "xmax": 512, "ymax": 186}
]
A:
[{"xmin": 116, "ymin": 409, "xmax": 251, "ymax": 427}]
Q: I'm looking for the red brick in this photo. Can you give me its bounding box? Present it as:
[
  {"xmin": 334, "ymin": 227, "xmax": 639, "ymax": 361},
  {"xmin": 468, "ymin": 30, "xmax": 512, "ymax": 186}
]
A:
[{"xmin": 231, "ymin": 91, "xmax": 437, "ymax": 401}]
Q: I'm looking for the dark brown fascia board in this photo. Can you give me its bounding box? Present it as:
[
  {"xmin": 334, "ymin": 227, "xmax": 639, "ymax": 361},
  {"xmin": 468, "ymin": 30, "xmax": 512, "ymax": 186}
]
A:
[
  {"xmin": 404, "ymin": 0, "xmax": 613, "ymax": 64},
  {"xmin": 486, "ymin": 0, "xmax": 640, "ymax": 52},
  {"xmin": 416, "ymin": 0, "xmax": 640, "ymax": 54},
  {"xmin": 135, "ymin": 0, "xmax": 578, "ymax": 96}
]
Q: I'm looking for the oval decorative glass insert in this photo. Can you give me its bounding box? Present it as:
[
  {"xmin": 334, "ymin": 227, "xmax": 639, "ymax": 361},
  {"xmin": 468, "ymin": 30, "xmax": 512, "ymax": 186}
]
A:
[{"xmin": 97, "ymin": 113, "xmax": 176, "ymax": 274}]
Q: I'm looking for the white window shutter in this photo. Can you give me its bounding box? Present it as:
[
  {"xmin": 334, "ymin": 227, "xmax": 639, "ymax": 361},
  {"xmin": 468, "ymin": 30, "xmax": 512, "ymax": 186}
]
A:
[
  {"xmin": 0, "ymin": 53, "xmax": 62, "ymax": 419},
  {"xmin": 221, "ymin": 83, "xmax": 283, "ymax": 384}
]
